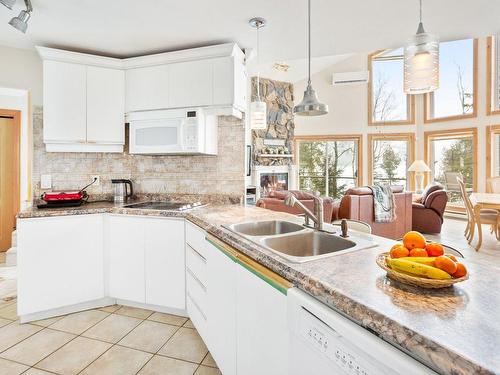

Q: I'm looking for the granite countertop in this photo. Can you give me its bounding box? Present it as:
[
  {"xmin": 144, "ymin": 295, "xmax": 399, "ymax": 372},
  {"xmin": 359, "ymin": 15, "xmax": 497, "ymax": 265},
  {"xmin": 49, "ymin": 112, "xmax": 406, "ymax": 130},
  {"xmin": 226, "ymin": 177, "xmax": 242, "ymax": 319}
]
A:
[{"xmin": 18, "ymin": 202, "xmax": 500, "ymax": 375}]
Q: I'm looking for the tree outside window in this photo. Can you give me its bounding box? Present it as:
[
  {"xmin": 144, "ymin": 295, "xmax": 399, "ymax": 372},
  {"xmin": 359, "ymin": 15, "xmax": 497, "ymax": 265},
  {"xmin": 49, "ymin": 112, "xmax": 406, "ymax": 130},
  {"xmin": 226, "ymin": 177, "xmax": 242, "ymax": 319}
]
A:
[{"xmin": 371, "ymin": 138, "xmax": 411, "ymax": 188}]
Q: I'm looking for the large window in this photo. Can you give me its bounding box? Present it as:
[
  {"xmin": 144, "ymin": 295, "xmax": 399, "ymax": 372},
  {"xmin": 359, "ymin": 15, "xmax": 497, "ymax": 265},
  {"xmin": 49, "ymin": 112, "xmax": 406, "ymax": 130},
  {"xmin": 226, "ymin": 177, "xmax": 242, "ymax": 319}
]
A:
[
  {"xmin": 368, "ymin": 49, "xmax": 415, "ymax": 125},
  {"xmin": 425, "ymin": 129, "xmax": 477, "ymax": 210},
  {"xmin": 486, "ymin": 36, "xmax": 500, "ymax": 115},
  {"xmin": 425, "ymin": 39, "xmax": 478, "ymax": 122},
  {"xmin": 486, "ymin": 125, "xmax": 500, "ymax": 181},
  {"xmin": 368, "ymin": 134, "xmax": 415, "ymax": 189},
  {"xmin": 295, "ymin": 136, "xmax": 362, "ymax": 199}
]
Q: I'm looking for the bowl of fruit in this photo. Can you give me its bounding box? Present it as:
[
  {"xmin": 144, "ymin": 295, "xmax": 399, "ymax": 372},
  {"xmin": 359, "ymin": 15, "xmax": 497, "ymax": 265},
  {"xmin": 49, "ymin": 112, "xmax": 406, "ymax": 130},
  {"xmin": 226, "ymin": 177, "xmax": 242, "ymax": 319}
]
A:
[{"xmin": 376, "ymin": 231, "xmax": 469, "ymax": 289}]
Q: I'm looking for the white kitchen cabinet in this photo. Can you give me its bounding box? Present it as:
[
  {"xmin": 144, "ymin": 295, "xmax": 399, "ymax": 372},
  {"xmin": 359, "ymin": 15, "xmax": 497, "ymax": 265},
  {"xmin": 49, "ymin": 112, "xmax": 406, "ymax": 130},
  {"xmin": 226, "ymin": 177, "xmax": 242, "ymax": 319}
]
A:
[
  {"xmin": 169, "ymin": 59, "xmax": 212, "ymax": 108},
  {"xmin": 107, "ymin": 215, "xmax": 145, "ymax": 303},
  {"xmin": 145, "ymin": 218, "xmax": 185, "ymax": 309},
  {"xmin": 206, "ymin": 239, "xmax": 237, "ymax": 375},
  {"xmin": 43, "ymin": 60, "xmax": 87, "ymax": 144},
  {"xmin": 126, "ymin": 65, "xmax": 169, "ymax": 112},
  {"xmin": 213, "ymin": 56, "xmax": 247, "ymax": 112},
  {"xmin": 86, "ymin": 66, "xmax": 125, "ymax": 144},
  {"xmin": 236, "ymin": 262, "xmax": 289, "ymax": 375},
  {"xmin": 17, "ymin": 215, "xmax": 105, "ymax": 319}
]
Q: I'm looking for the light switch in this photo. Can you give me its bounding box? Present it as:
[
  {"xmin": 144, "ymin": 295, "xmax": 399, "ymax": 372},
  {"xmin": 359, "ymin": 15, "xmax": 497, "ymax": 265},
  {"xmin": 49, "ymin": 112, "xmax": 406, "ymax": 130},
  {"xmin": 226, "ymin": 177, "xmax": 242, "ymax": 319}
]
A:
[{"xmin": 41, "ymin": 174, "xmax": 52, "ymax": 189}]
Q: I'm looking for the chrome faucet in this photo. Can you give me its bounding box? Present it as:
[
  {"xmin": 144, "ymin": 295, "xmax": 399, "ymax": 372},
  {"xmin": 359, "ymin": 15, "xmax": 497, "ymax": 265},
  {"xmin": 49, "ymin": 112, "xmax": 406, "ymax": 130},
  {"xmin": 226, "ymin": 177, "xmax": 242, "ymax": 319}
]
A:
[{"xmin": 284, "ymin": 193, "xmax": 324, "ymax": 231}]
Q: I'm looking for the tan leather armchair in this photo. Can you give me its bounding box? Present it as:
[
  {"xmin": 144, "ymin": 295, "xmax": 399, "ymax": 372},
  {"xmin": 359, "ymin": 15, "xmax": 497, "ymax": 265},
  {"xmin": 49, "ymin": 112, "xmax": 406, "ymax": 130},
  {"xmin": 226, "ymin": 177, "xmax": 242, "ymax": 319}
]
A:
[{"xmin": 332, "ymin": 186, "xmax": 412, "ymax": 239}]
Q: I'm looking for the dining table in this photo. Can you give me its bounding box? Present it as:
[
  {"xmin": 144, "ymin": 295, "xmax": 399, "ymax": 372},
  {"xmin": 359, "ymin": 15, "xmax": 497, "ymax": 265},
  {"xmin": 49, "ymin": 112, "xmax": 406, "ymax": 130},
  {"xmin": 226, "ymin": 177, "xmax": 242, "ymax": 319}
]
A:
[{"xmin": 469, "ymin": 193, "xmax": 500, "ymax": 249}]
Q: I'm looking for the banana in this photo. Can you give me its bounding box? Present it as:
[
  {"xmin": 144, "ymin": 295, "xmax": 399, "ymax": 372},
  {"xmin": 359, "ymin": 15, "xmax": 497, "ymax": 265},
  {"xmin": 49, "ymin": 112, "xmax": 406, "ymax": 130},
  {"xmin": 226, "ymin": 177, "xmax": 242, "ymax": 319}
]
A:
[
  {"xmin": 399, "ymin": 257, "xmax": 436, "ymax": 267},
  {"xmin": 387, "ymin": 258, "xmax": 451, "ymax": 280}
]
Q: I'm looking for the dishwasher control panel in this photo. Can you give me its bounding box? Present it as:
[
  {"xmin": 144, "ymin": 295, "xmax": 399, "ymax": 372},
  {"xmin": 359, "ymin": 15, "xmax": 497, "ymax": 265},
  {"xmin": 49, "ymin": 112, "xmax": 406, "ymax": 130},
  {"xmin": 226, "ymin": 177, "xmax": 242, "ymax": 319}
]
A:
[{"xmin": 298, "ymin": 307, "xmax": 381, "ymax": 375}]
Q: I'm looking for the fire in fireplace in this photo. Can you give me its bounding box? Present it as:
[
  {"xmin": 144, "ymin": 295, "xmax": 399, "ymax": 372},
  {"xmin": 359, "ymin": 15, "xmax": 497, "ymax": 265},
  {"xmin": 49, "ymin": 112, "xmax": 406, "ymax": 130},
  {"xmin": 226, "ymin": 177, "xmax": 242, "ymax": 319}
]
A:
[{"xmin": 260, "ymin": 173, "xmax": 289, "ymax": 197}]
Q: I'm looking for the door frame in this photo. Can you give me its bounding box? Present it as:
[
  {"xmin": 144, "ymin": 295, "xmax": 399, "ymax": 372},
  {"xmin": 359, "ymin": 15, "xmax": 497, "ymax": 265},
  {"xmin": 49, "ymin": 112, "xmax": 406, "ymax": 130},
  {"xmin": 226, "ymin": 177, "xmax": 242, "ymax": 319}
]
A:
[{"xmin": 0, "ymin": 109, "xmax": 21, "ymax": 226}]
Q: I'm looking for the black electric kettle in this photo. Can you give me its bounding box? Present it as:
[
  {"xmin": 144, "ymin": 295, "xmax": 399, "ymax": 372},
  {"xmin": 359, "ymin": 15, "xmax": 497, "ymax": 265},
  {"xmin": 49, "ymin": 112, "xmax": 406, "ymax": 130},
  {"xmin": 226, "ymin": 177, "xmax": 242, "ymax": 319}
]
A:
[{"xmin": 111, "ymin": 179, "xmax": 134, "ymax": 202}]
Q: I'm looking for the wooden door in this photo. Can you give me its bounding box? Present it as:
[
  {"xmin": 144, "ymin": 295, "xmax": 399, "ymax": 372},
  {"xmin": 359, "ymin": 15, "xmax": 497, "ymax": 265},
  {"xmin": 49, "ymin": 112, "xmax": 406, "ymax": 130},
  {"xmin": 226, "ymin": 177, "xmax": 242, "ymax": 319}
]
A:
[{"xmin": 0, "ymin": 111, "xmax": 20, "ymax": 252}]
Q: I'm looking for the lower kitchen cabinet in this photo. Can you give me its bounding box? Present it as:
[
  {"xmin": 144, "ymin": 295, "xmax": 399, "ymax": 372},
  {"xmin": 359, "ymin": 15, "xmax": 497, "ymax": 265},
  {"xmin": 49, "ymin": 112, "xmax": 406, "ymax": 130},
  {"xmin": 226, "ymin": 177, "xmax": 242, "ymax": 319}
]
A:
[
  {"xmin": 206, "ymin": 240, "xmax": 237, "ymax": 375},
  {"xmin": 236, "ymin": 262, "xmax": 289, "ymax": 375},
  {"xmin": 107, "ymin": 215, "xmax": 185, "ymax": 309},
  {"xmin": 17, "ymin": 215, "xmax": 105, "ymax": 317}
]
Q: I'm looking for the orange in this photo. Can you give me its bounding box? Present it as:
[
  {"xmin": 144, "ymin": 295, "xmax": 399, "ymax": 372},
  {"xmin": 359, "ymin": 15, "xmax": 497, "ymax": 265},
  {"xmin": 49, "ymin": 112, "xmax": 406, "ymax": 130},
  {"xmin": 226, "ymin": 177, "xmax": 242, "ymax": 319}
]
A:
[
  {"xmin": 425, "ymin": 242, "xmax": 444, "ymax": 257},
  {"xmin": 434, "ymin": 256, "xmax": 458, "ymax": 275},
  {"xmin": 452, "ymin": 263, "xmax": 467, "ymax": 278},
  {"xmin": 409, "ymin": 248, "xmax": 428, "ymax": 257},
  {"xmin": 403, "ymin": 231, "xmax": 427, "ymax": 250},
  {"xmin": 390, "ymin": 244, "xmax": 410, "ymax": 259},
  {"xmin": 445, "ymin": 254, "xmax": 458, "ymax": 262}
]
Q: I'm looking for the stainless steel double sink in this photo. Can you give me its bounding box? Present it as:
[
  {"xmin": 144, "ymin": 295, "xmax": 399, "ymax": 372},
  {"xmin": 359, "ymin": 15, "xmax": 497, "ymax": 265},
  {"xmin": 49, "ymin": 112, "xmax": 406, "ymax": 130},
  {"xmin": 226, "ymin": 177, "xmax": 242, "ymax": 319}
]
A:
[{"xmin": 225, "ymin": 220, "xmax": 377, "ymax": 263}]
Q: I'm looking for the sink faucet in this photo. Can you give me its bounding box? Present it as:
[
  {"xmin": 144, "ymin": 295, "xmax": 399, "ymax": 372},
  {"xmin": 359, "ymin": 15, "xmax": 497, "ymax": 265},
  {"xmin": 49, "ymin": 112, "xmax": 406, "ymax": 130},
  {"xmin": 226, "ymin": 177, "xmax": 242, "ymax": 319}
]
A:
[{"xmin": 284, "ymin": 193, "xmax": 324, "ymax": 231}]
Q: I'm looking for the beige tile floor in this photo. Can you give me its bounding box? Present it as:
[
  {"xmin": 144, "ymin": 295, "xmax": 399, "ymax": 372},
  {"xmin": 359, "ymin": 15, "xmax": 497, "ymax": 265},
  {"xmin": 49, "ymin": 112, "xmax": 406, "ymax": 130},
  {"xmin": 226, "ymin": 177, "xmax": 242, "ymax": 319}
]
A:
[{"xmin": 0, "ymin": 299, "xmax": 221, "ymax": 375}]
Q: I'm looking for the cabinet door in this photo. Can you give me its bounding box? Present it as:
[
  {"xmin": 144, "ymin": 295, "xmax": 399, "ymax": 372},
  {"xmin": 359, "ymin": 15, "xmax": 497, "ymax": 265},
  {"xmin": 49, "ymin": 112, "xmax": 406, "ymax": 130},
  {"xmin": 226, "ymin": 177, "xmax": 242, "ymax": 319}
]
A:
[
  {"xmin": 17, "ymin": 215, "xmax": 104, "ymax": 316},
  {"xmin": 206, "ymin": 241, "xmax": 237, "ymax": 375},
  {"xmin": 43, "ymin": 60, "xmax": 87, "ymax": 143},
  {"xmin": 212, "ymin": 57, "xmax": 234, "ymax": 107},
  {"xmin": 86, "ymin": 66, "xmax": 125, "ymax": 144},
  {"xmin": 169, "ymin": 60, "xmax": 212, "ymax": 108},
  {"xmin": 108, "ymin": 216, "xmax": 145, "ymax": 303},
  {"xmin": 126, "ymin": 65, "xmax": 169, "ymax": 112},
  {"xmin": 236, "ymin": 264, "xmax": 289, "ymax": 375},
  {"xmin": 144, "ymin": 218, "xmax": 185, "ymax": 309}
]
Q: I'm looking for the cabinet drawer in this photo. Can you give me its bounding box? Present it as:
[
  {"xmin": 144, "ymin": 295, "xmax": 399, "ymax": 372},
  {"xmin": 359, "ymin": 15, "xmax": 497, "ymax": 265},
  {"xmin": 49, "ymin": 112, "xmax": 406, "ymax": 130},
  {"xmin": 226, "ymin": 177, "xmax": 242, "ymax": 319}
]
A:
[
  {"xmin": 185, "ymin": 221, "xmax": 206, "ymax": 257},
  {"xmin": 186, "ymin": 269, "xmax": 207, "ymax": 315},
  {"xmin": 186, "ymin": 294, "xmax": 208, "ymax": 342},
  {"xmin": 186, "ymin": 244, "xmax": 207, "ymax": 286}
]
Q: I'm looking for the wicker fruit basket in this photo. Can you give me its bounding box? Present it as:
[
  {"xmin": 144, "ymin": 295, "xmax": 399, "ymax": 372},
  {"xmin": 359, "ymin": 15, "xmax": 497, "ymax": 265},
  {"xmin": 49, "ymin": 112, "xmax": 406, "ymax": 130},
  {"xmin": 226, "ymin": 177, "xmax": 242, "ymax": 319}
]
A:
[{"xmin": 376, "ymin": 252, "xmax": 469, "ymax": 289}]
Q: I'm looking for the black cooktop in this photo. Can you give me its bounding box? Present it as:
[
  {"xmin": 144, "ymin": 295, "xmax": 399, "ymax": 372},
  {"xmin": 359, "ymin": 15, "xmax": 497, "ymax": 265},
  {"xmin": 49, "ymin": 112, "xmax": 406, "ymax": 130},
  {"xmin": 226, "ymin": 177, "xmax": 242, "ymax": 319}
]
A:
[{"xmin": 123, "ymin": 201, "xmax": 204, "ymax": 211}]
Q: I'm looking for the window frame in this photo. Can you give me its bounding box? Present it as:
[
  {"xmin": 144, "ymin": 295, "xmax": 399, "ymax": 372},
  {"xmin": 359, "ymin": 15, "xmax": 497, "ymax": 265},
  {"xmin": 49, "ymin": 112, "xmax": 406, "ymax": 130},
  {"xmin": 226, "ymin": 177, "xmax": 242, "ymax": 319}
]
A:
[
  {"xmin": 424, "ymin": 128, "xmax": 478, "ymax": 212},
  {"xmin": 294, "ymin": 135, "xmax": 363, "ymax": 196},
  {"xmin": 486, "ymin": 125, "xmax": 500, "ymax": 182},
  {"xmin": 486, "ymin": 37, "xmax": 500, "ymax": 116},
  {"xmin": 367, "ymin": 50, "xmax": 416, "ymax": 126},
  {"xmin": 424, "ymin": 39, "xmax": 478, "ymax": 124},
  {"xmin": 367, "ymin": 133, "xmax": 415, "ymax": 190}
]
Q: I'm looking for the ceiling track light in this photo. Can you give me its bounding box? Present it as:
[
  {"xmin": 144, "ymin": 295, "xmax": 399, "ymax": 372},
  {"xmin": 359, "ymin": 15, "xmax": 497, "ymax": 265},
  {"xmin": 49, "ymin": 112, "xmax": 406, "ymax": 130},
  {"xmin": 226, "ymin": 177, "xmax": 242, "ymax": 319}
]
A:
[
  {"xmin": 294, "ymin": 0, "xmax": 328, "ymax": 116},
  {"xmin": 249, "ymin": 17, "xmax": 268, "ymax": 130},
  {"xmin": 7, "ymin": 0, "xmax": 33, "ymax": 33},
  {"xmin": 404, "ymin": 0, "xmax": 439, "ymax": 94}
]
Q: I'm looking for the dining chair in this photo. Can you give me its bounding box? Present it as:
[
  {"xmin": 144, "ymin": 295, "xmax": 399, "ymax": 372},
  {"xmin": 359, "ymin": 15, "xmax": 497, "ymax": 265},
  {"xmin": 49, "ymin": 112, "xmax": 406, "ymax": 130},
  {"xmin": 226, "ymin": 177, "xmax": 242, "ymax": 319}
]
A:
[
  {"xmin": 486, "ymin": 176, "xmax": 500, "ymax": 193},
  {"xmin": 458, "ymin": 178, "xmax": 499, "ymax": 248},
  {"xmin": 332, "ymin": 219, "xmax": 372, "ymax": 234}
]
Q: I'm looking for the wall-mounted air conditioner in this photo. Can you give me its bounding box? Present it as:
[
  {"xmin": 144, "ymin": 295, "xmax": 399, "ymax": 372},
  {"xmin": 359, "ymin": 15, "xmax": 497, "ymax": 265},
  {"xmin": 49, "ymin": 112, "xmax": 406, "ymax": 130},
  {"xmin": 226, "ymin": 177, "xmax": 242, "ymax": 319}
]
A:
[{"xmin": 331, "ymin": 71, "xmax": 369, "ymax": 86}]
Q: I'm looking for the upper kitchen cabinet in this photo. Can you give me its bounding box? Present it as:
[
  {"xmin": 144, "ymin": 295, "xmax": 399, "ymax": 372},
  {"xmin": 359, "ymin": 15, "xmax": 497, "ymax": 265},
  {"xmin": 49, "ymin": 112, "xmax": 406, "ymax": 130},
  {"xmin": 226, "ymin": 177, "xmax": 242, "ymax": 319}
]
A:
[
  {"xmin": 37, "ymin": 47, "xmax": 125, "ymax": 153},
  {"xmin": 124, "ymin": 43, "xmax": 247, "ymax": 116}
]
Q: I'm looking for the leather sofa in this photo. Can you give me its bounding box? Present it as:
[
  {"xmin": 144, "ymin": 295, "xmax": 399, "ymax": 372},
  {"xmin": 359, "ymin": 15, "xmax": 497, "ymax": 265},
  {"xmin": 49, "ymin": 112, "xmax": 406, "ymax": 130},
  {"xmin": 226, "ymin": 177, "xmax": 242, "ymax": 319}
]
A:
[
  {"xmin": 412, "ymin": 183, "xmax": 448, "ymax": 234},
  {"xmin": 256, "ymin": 190, "xmax": 335, "ymax": 223},
  {"xmin": 332, "ymin": 186, "xmax": 412, "ymax": 239}
]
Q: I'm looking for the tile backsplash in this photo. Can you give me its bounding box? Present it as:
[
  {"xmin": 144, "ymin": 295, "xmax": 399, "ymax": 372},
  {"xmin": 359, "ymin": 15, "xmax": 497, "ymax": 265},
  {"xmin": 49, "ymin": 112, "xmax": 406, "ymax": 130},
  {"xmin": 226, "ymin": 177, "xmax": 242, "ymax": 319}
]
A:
[{"xmin": 32, "ymin": 106, "xmax": 245, "ymax": 200}]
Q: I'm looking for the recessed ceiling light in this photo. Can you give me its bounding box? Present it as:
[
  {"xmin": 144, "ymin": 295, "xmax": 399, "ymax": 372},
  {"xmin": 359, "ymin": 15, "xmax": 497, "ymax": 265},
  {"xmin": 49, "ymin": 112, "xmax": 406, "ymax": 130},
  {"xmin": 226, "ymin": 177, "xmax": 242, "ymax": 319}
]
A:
[{"xmin": 273, "ymin": 62, "xmax": 290, "ymax": 72}]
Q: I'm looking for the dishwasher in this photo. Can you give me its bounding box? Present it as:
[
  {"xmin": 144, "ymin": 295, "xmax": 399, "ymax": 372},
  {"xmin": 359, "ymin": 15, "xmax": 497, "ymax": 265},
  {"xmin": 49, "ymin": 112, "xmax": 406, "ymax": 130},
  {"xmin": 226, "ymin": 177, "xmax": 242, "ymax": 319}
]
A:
[{"xmin": 288, "ymin": 288, "xmax": 438, "ymax": 375}]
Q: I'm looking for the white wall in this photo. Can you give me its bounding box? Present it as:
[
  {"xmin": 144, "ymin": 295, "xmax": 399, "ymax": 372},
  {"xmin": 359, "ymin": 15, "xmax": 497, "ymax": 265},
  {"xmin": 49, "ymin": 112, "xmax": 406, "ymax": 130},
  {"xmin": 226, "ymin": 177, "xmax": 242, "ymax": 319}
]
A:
[{"xmin": 294, "ymin": 37, "xmax": 498, "ymax": 193}]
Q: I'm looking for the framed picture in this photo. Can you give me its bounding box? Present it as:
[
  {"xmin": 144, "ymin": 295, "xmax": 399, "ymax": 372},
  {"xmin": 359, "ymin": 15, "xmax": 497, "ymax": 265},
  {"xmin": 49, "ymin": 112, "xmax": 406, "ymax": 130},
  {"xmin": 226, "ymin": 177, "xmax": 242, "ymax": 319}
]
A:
[{"xmin": 246, "ymin": 145, "xmax": 252, "ymax": 177}]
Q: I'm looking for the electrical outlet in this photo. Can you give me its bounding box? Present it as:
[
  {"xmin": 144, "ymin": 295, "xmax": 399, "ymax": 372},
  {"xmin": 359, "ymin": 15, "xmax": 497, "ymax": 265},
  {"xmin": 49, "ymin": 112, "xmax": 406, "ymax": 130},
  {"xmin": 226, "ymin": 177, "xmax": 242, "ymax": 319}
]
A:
[{"xmin": 91, "ymin": 175, "xmax": 100, "ymax": 186}]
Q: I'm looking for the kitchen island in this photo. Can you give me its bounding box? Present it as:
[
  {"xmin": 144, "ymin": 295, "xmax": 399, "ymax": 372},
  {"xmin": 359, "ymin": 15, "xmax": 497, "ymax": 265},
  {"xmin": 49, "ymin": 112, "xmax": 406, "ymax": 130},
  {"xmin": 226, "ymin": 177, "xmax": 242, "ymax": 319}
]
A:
[{"xmin": 17, "ymin": 201, "xmax": 500, "ymax": 375}]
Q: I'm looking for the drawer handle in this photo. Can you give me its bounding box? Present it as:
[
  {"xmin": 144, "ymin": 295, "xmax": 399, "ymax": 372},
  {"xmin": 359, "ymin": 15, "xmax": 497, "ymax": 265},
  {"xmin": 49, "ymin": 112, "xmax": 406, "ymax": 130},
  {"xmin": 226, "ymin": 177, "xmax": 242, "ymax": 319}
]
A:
[
  {"xmin": 187, "ymin": 293, "xmax": 207, "ymax": 320},
  {"xmin": 187, "ymin": 267, "xmax": 207, "ymax": 291},
  {"xmin": 188, "ymin": 244, "xmax": 207, "ymax": 263}
]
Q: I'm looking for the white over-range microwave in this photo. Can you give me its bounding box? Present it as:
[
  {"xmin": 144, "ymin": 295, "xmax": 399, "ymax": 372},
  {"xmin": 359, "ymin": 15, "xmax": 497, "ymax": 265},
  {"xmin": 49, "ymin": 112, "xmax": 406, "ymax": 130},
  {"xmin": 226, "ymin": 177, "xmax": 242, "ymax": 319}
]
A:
[{"xmin": 128, "ymin": 108, "xmax": 218, "ymax": 155}]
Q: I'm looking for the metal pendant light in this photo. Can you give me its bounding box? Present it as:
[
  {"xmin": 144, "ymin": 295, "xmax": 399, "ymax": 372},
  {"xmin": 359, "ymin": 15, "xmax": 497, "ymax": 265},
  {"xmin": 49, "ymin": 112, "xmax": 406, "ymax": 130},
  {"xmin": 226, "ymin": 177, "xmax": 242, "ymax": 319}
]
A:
[
  {"xmin": 294, "ymin": 0, "xmax": 328, "ymax": 116},
  {"xmin": 249, "ymin": 17, "xmax": 267, "ymax": 130},
  {"xmin": 404, "ymin": 0, "xmax": 439, "ymax": 94}
]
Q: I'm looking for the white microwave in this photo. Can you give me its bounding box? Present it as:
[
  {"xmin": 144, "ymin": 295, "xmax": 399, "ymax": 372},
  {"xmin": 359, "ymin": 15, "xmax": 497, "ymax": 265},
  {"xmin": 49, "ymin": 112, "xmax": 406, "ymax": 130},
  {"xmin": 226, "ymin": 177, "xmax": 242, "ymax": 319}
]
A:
[{"xmin": 128, "ymin": 108, "xmax": 217, "ymax": 155}]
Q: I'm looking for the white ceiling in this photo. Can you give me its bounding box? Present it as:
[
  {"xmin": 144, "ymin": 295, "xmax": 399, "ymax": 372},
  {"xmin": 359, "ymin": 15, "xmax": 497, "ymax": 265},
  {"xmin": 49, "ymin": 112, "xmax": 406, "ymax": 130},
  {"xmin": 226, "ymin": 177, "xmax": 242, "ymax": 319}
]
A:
[{"xmin": 0, "ymin": 0, "xmax": 499, "ymax": 65}]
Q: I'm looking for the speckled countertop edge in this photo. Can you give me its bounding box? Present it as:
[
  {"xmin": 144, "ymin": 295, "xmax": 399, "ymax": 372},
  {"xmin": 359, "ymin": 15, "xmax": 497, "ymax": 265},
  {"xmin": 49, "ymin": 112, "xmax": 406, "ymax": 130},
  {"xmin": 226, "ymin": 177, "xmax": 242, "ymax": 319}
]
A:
[{"xmin": 17, "ymin": 203, "xmax": 498, "ymax": 375}]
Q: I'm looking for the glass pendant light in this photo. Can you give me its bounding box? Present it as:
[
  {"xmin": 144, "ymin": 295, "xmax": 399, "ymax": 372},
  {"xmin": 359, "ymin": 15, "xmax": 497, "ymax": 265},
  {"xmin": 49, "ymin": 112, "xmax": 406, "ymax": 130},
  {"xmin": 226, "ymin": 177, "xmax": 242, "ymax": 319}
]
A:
[
  {"xmin": 249, "ymin": 17, "xmax": 267, "ymax": 130},
  {"xmin": 294, "ymin": 0, "xmax": 328, "ymax": 116},
  {"xmin": 404, "ymin": 0, "xmax": 439, "ymax": 94}
]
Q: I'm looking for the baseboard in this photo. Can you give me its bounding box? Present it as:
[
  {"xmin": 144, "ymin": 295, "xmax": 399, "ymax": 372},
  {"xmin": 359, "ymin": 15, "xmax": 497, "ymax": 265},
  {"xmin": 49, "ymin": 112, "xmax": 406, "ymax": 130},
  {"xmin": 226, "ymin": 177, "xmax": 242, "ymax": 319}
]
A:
[
  {"xmin": 116, "ymin": 299, "xmax": 188, "ymax": 317},
  {"xmin": 20, "ymin": 297, "xmax": 116, "ymax": 323}
]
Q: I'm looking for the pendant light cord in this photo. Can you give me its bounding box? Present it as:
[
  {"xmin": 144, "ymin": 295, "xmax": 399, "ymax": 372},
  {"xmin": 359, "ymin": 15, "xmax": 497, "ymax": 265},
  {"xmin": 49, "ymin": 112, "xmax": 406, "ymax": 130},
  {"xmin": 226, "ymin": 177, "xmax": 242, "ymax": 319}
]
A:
[
  {"xmin": 419, "ymin": 0, "xmax": 422, "ymax": 23},
  {"xmin": 256, "ymin": 21, "xmax": 261, "ymax": 101},
  {"xmin": 307, "ymin": 0, "xmax": 311, "ymax": 86}
]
